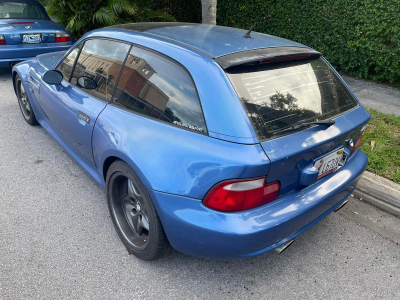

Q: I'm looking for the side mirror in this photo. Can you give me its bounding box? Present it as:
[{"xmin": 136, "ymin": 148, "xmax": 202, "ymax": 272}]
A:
[
  {"xmin": 77, "ymin": 76, "xmax": 97, "ymax": 90},
  {"xmin": 42, "ymin": 70, "xmax": 63, "ymax": 85}
]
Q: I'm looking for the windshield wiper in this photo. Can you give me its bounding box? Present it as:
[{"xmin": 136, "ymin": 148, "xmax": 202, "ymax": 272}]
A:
[{"xmin": 275, "ymin": 119, "xmax": 336, "ymax": 134}]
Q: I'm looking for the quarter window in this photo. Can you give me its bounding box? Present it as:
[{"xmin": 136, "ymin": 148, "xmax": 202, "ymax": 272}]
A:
[
  {"xmin": 56, "ymin": 44, "xmax": 81, "ymax": 81},
  {"xmin": 113, "ymin": 46, "xmax": 207, "ymax": 133},
  {"xmin": 70, "ymin": 39, "xmax": 130, "ymax": 102}
]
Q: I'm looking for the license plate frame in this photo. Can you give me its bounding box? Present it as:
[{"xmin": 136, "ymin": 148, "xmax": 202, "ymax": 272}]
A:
[
  {"xmin": 22, "ymin": 33, "xmax": 42, "ymax": 44},
  {"xmin": 313, "ymin": 148, "xmax": 345, "ymax": 180}
]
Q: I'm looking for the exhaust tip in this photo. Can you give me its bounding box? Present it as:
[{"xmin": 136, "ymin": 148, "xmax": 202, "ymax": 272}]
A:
[
  {"xmin": 334, "ymin": 199, "xmax": 349, "ymax": 212},
  {"xmin": 274, "ymin": 240, "xmax": 295, "ymax": 254}
]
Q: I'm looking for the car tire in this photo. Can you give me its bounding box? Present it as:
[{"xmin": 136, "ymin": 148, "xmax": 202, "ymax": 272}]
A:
[
  {"xmin": 15, "ymin": 75, "xmax": 38, "ymax": 125},
  {"xmin": 106, "ymin": 160, "xmax": 171, "ymax": 261}
]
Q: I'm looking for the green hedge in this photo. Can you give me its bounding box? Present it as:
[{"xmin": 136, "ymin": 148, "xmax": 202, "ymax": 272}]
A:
[{"xmin": 152, "ymin": 0, "xmax": 400, "ymax": 85}]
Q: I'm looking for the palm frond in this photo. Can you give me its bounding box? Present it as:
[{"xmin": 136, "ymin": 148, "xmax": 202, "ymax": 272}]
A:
[
  {"xmin": 66, "ymin": 14, "xmax": 77, "ymax": 31},
  {"xmin": 142, "ymin": 10, "xmax": 176, "ymax": 22},
  {"xmin": 109, "ymin": 0, "xmax": 138, "ymax": 16},
  {"xmin": 93, "ymin": 7, "xmax": 117, "ymax": 26}
]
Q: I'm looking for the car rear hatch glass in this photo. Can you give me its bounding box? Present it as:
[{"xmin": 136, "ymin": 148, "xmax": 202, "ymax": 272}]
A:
[
  {"xmin": 223, "ymin": 52, "xmax": 369, "ymax": 195},
  {"xmin": 225, "ymin": 56, "xmax": 358, "ymax": 140}
]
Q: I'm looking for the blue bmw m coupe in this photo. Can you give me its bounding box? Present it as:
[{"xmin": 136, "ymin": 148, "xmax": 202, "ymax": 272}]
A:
[
  {"xmin": 12, "ymin": 22, "xmax": 370, "ymax": 261},
  {"xmin": 0, "ymin": 0, "xmax": 74, "ymax": 68}
]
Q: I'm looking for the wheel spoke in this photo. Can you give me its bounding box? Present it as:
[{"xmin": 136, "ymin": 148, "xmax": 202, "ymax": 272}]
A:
[
  {"xmin": 122, "ymin": 194, "xmax": 135, "ymax": 211},
  {"xmin": 128, "ymin": 179, "xmax": 141, "ymax": 200},
  {"xmin": 131, "ymin": 213, "xmax": 140, "ymax": 233},
  {"xmin": 141, "ymin": 215, "xmax": 150, "ymax": 231}
]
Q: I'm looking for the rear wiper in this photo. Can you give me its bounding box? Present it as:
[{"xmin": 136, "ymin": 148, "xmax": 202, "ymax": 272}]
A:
[{"xmin": 275, "ymin": 119, "xmax": 336, "ymax": 134}]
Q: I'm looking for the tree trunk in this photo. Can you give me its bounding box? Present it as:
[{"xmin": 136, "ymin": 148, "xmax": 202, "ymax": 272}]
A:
[{"xmin": 201, "ymin": 0, "xmax": 217, "ymax": 25}]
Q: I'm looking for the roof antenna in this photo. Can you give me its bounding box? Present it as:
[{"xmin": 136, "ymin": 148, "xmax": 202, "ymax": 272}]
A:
[
  {"xmin": 243, "ymin": 22, "xmax": 257, "ymax": 38},
  {"xmin": 243, "ymin": 14, "xmax": 270, "ymax": 39}
]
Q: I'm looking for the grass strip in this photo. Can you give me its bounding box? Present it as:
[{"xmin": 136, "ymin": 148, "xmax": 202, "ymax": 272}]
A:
[{"xmin": 360, "ymin": 108, "xmax": 400, "ymax": 184}]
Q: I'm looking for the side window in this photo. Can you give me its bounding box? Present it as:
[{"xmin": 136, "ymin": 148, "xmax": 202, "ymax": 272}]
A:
[
  {"xmin": 70, "ymin": 39, "xmax": 130, "ymax": 102},
  {"xmin": 56, "ymin": 44, "xmax": 81, "ymax": 81},
  {"xmin": 113, "ymin": 46, "xmax": 207, "ymax": 133}
]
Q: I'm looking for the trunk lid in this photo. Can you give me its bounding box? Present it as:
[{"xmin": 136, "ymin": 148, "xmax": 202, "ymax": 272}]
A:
[
  {"xmin": 0, "ymin": 19, "xmax": 65, "ymax": 45},
  {"xmin": 260, "ymin": 106, "xmax": 369, "ymax": 195}
]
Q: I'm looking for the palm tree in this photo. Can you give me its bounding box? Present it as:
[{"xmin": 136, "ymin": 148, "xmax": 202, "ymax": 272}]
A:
[
  {"xmin": 201, "ymin": 0, "xmax": 217, "ymax": 25},
  {"xmin": 47, "ymin": 0, "xmax": 175, "ymax": 38}
]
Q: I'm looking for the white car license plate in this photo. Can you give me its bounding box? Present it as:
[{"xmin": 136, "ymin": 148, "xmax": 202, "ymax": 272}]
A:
[
  {"xmin": 314, "ymin": 148, "xmax": 345, "ymax": 179},
  {"xmin": 22, "ymin": 34, "xmax": 41, "ymax": 44}
]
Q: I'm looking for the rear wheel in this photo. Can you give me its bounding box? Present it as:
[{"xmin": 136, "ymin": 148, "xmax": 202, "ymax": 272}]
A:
[
  {"xmin": 106, "ymin": 160, "xmax": 170, "ymax": 261},
  {"xmin": 15, "ymin": 75, "xmax": 38, "ymax": 125}
]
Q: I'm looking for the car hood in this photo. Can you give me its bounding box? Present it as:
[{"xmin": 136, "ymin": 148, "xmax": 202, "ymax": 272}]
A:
[
  {"xmin": 36, "ymin": 50, "xmax": 66, "ymax": 70},
  {"xmin": 0, "ymin": 19, "xmax": 65, "ymax": 33}
]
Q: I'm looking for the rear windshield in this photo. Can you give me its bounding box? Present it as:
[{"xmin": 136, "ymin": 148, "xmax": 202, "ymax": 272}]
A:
[
  {"xmin": 0, "ymin": 2, "xmax": 45, "ymax": 19},
  {"xmin": 225, "ymin": 57, "xmax": 358, "ymax": 140}
]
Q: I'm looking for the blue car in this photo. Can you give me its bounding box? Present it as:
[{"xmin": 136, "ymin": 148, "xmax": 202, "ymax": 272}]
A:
[
  {"xmin": 12, "ymin": 22, "xmax": 370, "ymax": 261},
  {"xmin": 0, "ymin": 0, "xmax": 74, "ymax": 68}
]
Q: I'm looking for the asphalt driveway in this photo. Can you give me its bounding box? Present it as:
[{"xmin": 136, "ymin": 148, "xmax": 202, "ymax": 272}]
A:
[{"xmin": 1, "ymin": 68, "xmax": 399, "ymax": 300}]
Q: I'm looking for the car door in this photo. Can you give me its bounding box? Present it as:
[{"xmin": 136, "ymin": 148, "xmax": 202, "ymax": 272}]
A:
[{"xmin": 38, "ymin": 38, "xmax": 130, "ymax": 165}]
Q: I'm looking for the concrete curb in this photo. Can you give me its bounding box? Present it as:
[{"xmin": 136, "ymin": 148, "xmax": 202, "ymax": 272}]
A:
[{"xmin": 354, "ymin": 171, "xmax": 400, "ymax": 218}]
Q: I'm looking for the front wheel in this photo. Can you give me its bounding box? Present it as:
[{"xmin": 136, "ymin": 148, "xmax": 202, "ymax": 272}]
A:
[
  {"xmin": 15, "ymin": 75, "xmax": 38, "ymax": 125},
  {"xmin": 106, "ymin": 160, "xmax": 171, "ymax": 261}
]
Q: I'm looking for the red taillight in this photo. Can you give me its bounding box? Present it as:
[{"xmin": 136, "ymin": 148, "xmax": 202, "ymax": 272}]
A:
[
  {"xmin": 261, "ymin": 54, "xmax": 310, "ymax": 64},
  {"xmin": 55, "ymin": 33, "xmax": 71, "ymax": 42},
  {"xmin": 0, "ymin": 35, "xmax": 6, "ymax": 45},
  {"xmin": 350, "ymin": 131, "xmax": 365, "ymax": 155},
  {"xmin": 350, "ymin": 124, "xmax": 368, "ymax": 155},
  {"xmin": 203, "ymin": 177, "xmax": 280, "ymax": 212}
]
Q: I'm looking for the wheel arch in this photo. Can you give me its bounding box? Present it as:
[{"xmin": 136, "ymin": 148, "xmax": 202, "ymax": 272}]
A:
[
  {"xmin": 103, "ymin": 156, "xmax": 120, "ymax": 182},
  {"xmin": 101, "ymin": 153, "xmax": 152, "ymax": 190}
]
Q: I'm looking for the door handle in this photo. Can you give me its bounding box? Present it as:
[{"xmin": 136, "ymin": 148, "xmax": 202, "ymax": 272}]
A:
[{"xmin": 77, "ymin": 112, "xmax": 90, "ymax": 124}]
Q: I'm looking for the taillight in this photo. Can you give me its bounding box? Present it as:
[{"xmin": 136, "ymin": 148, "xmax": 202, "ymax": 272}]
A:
[
  {"xmin": 261, "ymin": 54, "xmax": 310, "ymax": 64},
  {"xmin": 203, "ymin": 177, "xmax": 280, "ymax": 212},
  {"xmin": 350, "ymin": 125, "xmax": 368, "ymax": 155},
  {"xmin": 0, "ymin": 35, "xmax": 6, "ymax": 45},
  {"xmin": 9, "ymin": 22, "xmax": 35, "ymax": 25},
  {"xmin": 55, "ymin": 33, "xmax": 71, "ymax": 42}
]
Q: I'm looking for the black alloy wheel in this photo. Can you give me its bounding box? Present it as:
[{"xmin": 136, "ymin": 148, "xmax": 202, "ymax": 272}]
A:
[
  {"xmin": 106, "ymin": 160, "xmax": 170, "ymax": 260},
  {"xmin": 15, "ymin": 75, "xmax": 38, "ymax": 125}
]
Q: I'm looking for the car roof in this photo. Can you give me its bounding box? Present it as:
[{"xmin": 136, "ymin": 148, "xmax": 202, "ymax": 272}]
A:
[{"xmin": 108, "ymin": 22, "xmax": 306, "ymax": 58}]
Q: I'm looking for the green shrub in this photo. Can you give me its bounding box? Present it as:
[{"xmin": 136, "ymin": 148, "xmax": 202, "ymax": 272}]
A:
[{"xmin": 152, "ymin": 0, "xmax": 400, "ymax": 86}]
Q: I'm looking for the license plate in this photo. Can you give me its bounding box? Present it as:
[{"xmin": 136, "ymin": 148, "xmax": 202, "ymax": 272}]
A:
[
  {"xmin": 314, "ymin": 148, "xmax": 345, "ymax": 179},
  {"xmin": 22, "ymin": 34, "xmax": 41, "ymax": 44}
]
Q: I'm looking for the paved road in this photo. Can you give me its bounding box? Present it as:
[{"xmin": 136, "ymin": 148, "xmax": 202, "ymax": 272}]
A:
[
  {"xmin": 1, "ymin": 68, "xmax": 400, "ymax": 300},
  {"xmin": 342, "ymin": 74, "xmax": 400, "ymax": 116}
]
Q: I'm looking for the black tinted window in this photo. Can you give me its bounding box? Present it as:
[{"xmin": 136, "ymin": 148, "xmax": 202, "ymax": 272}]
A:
[
  {"xmin": 56, "ymin": 44, "xmax": 81, "ymax": 81},
  {"xmin": 113, "ymin": 46, "xmax": 207, "ymax": 133},
  {"xmin": 226, "ymin": 57, "xmax": 358, "ymax": 140},
  {"xmin": 71, "ymin": 39, "xmax": 130, "ymax": 102}
]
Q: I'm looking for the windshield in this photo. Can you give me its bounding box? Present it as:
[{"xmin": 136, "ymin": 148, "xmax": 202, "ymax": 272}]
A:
[
  {"xmin": 225, "ymin": 57, "xmax": 358, "ymax": 140},
  {"xmin": 0, "ymin": 2, "xmax": 45, "ymax": 19}
]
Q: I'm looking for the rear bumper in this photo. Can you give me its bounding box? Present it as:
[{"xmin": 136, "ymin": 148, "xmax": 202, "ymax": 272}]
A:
[
  {"xmin": 0, "ymin": 42, "xmax": 72, "ymax": 67},
  {"xmin": 149, "ymin": 149, "xmax": 368, "ymax": 259}
]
